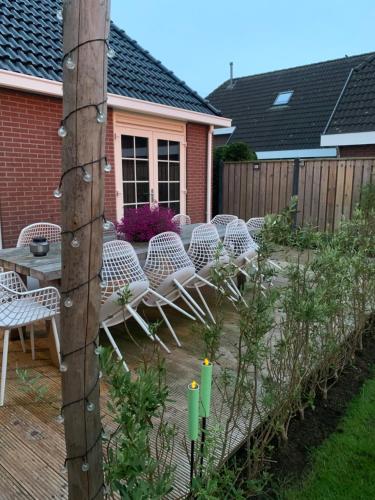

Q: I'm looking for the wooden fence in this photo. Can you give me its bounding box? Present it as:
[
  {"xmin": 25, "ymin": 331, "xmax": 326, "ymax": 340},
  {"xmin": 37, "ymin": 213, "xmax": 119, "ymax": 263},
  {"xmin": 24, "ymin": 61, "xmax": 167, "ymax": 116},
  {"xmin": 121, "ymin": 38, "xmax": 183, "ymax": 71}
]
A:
[{"xmin": 221, "ymin": 158, "xmax": 375, "ymax": 231}]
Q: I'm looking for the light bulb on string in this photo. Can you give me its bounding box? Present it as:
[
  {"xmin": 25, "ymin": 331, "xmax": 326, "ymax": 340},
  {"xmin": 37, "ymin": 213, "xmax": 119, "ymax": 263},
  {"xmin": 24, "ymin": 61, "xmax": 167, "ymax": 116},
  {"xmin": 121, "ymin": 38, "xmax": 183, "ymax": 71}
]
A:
[
  {"xmin": 99, "ymin": 370, "xmax": 103, "ymax": 379},
  {"xmin": 56, "ymin": 9, "xmax": 63, "ymax": 21},
  {"xmin": 81, "ymin": 462, "xmax": 90, "ymax": 472},
  {"xmin": 104, "ymin": 161, "xmax": 112, "ymax": 173},
  {"xmin": 65, "ymin": 55, "xmax": 75, "ymax": 70},
  {"xmin": 56, "ymin": 413, "xmax": 64, "ymax": 424},
  {"xmin": 103, "ymin": 221, "xmax": 111, "ymax": 230},
  {"xmin": 53, "ymin": 188, "xmax": 62, "ymax": 199},
  {"xmin": 71, "ymin": 237, "xmax": 80, "ymax": 248},
  {"xmin": 58, "ymin": 125, "xmax": 67, "ymax": 138},
  {"xmin": 86, "ymin": 401, "xmax": 95, "ymax": 412},
  {"xmin": 64, "ymin": 297, "xmax": 73, "ymax": 308},
  {"xmin": 96, "ymin": 111, "xmax": 105, "ymax": 124},
  {"xmin": 95, "ymin": 345, "xmax": 102, "ymax": 356},
  {"xmin": 83, "ymin": 170, "xmax": 92, "ymax": 183},
  {"xmin": 100, "ymin": 279, "xmax": 107, "ymax": 289},
  {"xmin": 60, "ymin": 363, "xmax": 68, "ymax": 373},
  {"xmin": 107, "ymin": 46, "xmax": 116, "ymax": 59},
  {"xmin": 60, "ymin": 464, "xmax": 67, "ymax": 474}
]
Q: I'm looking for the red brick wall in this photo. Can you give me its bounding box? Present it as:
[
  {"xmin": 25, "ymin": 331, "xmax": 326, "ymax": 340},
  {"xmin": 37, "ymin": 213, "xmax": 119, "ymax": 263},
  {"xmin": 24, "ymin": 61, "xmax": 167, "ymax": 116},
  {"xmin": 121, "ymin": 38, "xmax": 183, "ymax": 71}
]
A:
[
  {"xmin": 339, "ymin": 144, "xmax": 375, "ymax": 157},
  {"xmin": 186, "ymin": 123, "xmax": 208, "ymax": 222},
  {"xmin": 0, "ymin": 88, "xmax": 116, "ymax": 248}
]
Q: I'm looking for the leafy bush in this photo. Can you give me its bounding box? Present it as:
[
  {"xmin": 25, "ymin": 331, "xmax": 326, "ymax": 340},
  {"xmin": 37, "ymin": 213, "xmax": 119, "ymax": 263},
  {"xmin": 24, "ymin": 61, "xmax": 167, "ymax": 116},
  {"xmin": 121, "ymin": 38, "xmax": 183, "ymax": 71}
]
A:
[
  {"xmin": 214, "ymin": 142, "xmax": 257, "ymax": 164},
  {"xmin": 117, "ymin": 205, "xmax": 180, "ymax": 242}
]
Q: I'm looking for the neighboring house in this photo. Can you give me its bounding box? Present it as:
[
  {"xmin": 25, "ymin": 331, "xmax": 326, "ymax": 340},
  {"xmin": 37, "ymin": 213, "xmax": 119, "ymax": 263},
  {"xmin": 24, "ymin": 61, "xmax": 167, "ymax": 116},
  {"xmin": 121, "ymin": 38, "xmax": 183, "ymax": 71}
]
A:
[
  {"xmin": 321, "ymin": 55, "xmax": 375, "ymax": 156},
  {"xmin": 0, "ymin": 0, "xmax": 230, "ymax": 248},
  {"xmin": 207, "ymin": 53, "xmax": 375, "ymax": 160}
]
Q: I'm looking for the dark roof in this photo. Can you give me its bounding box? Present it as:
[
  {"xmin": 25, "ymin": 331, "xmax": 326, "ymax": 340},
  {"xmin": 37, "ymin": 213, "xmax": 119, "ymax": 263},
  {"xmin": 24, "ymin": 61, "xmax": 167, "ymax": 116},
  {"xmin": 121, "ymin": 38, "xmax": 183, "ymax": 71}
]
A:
[
  {"xmin": 0, "ymin": 0, "xmax": 219, "ymax": 116},
  {"xmin": 325, "ymin": 55, "xmax": 375, "ymax": 134},
  {"xmin": 207, "ymin": 53, "xmax": 375, "ymax": 151}
]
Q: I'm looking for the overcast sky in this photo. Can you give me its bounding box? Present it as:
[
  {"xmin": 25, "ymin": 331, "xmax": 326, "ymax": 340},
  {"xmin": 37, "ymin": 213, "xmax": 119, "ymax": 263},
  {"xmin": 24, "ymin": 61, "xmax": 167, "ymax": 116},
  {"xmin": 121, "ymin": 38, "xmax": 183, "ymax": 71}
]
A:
[{"xmin": 111, "ymin": 0, "xmax": 375, "ymax": 97}]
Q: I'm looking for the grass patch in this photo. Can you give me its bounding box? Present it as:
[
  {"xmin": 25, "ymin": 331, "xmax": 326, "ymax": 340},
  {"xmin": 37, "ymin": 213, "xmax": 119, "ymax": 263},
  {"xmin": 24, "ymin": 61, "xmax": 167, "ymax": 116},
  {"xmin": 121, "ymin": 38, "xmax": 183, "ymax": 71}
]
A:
[{"xmin": 282, "ymin": 368, "xmax": 375, "ymax": 500}]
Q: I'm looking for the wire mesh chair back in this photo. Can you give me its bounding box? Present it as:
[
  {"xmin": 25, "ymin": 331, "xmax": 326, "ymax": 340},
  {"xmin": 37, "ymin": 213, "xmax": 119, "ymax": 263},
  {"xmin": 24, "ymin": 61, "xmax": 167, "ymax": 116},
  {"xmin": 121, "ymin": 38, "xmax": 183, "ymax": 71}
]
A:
[
  {"xmin": 210, "ymin": 214, "xmax": 238, "ymax": 227},
  {"xmin": 143, "ymin": 231, "xmax": 195, "ymax": 291},
  {"xmin": 103, "ymin": 220, "xmax": 117, "ymax": 241},
  {"xmin": 17, "ymin": 222, "xmax": 61, "ymax": 247},
  {"xmin": 171, "ymin": 214, "xmax": 191, "ymax": 229},
  {"xmin": 188, "ymin": 223, "xmax": 229, "ymax": 275},
  {"xmin": 0, "ymin": 272, "xmax": 60, "ymax": 328},
  {"xmin": 224, "ymin": 219, "xmax": 258, "ymax": 262},
  {"xmin": 246, "ymin": 217, "xmax": 265, "ymax": 244}
]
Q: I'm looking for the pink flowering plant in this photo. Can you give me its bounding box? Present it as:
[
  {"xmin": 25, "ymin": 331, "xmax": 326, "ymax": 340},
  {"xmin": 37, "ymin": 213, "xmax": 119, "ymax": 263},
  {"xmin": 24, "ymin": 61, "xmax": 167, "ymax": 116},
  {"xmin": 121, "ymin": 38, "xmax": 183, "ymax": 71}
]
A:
[{"xmin": 117, "ymin": 205, "xmax": 180, "ymax": 242}]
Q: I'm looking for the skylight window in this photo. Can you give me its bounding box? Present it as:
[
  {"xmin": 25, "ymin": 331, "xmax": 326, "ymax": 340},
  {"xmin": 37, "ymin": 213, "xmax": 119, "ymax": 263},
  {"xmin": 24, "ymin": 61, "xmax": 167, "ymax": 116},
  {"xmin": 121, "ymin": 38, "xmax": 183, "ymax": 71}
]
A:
[{"xmin": 273, "ymin": 91, "xmax": 293, "ymax": 106}]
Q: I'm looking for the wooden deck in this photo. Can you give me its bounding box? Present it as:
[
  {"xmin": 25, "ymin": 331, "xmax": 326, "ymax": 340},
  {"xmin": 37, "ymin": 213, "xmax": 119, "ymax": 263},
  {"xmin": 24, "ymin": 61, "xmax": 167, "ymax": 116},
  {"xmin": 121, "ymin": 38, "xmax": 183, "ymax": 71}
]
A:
[{"xmin": 0, "ymin": 249, "xmax": 291, "ymax": 499}]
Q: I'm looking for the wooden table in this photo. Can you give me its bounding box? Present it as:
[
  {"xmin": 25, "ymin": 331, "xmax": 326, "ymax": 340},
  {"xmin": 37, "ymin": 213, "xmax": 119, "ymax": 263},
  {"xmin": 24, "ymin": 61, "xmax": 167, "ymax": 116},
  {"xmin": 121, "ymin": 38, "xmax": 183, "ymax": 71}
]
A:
[{"xmin": 0, "ymin": 224, "xmax": 226, "ymax": 365}]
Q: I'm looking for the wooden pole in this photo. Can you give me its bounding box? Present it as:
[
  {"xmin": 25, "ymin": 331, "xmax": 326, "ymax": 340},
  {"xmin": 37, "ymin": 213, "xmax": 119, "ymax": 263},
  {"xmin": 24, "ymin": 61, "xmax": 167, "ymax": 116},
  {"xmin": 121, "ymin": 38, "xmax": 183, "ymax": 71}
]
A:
[{"xmin": 60, "ymin": 1, "xmax": 110, "ymax": 498}]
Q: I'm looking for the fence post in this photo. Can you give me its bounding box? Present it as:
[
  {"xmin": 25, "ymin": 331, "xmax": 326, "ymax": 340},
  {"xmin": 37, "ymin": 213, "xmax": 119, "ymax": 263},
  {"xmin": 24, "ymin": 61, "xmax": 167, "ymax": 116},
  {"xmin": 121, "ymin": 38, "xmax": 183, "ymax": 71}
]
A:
[
  {"xmin": 218, "ymin": 159, "xmax": 224, "ymax": 214},
  {"xmin": 292, "ymin": 158, "xmax": 300, "ymax": 227}
]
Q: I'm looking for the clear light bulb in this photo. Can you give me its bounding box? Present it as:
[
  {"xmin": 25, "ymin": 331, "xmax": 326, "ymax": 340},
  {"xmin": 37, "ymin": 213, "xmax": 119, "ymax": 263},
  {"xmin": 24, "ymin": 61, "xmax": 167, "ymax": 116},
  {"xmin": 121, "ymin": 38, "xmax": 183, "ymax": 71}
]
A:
[
  {"xmin": 100, "ymin": 280, "xmax": 107, "ymax": 289},
  {"xmin": 56, "ymin": 9, "xmax": 63, "ymax": 21},
  {"xmin": 64, "ymin": 297, "xmax": 73, "ymax": 308},
  {"xmin": 71, "ymin": 237, "xmax": 80, "ymax": 248},
  {"xmin": 58, "ymin": 125, "xmax": 67, "ymax": 138},
  {"xmin": 96, "ymin": 111, "xmax": 105, "ymax": 124},
  {"xmin": 94, "ymin": 345, "xmax": 102, "ymax": 356},
  {"xmin": 83, "ymin": 171, "xmax": 92, "ymax": 183},
  {"xmin": 104, "ymin": 162, "xmax": 112, "ymax": 173},
  {"xmin": 102, "ymin": 429, "xmax": 110, "ymax": 440},
  {"xmin": 103, "ymin": 221, "xmax": 111, "ymax": 230},
  {"xmin": 53, "ymin": 188, "xmax": 62, "ymax": 199},
  {"xmin": 81, "ymin": 462, "xmax": 90, "ymax": 472},
  {"xmin": 99, "ymin": 370, "xmax": 103, "ymax": 379},
  {"xmin": 65, "ymin": 55, "xmax": 75, "ymax": 70},
  {"xmin": 60, "ymin": 363, "xmax": 68, "ymax": 373},
  {"xmin": 60, "ymin": 464, "xmax": 67, "ymax": 474},
  {"xmin": 87, "ymin": 401, "xmax": 95, "ymax": 412},
  {"xmin": 56, "ymin": 413, "xmax": 64, "ymax": 424},
  {"xmin": 107, "ymin": 46, "xmax": 115, "ymax": 59}
]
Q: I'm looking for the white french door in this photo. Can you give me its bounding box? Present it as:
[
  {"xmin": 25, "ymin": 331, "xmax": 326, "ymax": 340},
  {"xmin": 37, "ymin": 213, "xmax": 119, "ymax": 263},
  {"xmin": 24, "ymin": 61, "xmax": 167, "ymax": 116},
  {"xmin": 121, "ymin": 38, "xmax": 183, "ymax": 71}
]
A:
[{"xmin": 115, "ymin": 125, "xmax": 186, "ymax": 218}]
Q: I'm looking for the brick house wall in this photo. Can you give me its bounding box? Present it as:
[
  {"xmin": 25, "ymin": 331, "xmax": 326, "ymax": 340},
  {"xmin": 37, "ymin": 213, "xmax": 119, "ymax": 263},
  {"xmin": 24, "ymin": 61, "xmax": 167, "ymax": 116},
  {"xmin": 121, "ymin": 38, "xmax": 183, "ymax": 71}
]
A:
[
  {"xmin": 339, "ymin": 144, "xmax": 375, "ymax": 157},
  {"xmin": 186, "ymin": 123, "xmax": 208, "ymax": 223},
  {"xmin": 0, "ymin": 88, "xmax": 115, "ymax": 247}
]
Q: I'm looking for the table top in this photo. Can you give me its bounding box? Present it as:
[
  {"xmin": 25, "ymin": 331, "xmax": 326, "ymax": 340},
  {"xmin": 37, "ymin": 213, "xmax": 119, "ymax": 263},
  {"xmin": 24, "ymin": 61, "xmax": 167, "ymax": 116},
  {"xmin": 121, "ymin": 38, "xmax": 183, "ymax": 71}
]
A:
[{"xmin": 0, "ymin": 223, "xmax": 226, "ymax": 283}]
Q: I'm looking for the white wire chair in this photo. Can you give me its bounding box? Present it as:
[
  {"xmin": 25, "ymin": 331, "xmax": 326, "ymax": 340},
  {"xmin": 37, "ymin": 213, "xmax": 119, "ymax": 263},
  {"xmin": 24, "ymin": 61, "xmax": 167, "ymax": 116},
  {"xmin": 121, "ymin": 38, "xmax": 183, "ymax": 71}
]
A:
[
  {"xmin": 103, "ymin": 221, "xmax": 117, "ymax": 241},
  {"xmin": 0, "ymin": 271, "xmax": 60, "ymax": 406},
  {"xmin": 100, "ymin": 241, "xmax": 169, "ymax": 371},
  {"xmin": 143, "ymin": 232, "xmax": 206, "ymax": 346},
  {"xmin": 186, "ymin": 224, "xmax": 230, "ymax": 321},
  {"xmin": 246, "ymin": 217, "xmax": 282, "ymax": 271},
  {"xmin": 246, "ymin": 217, "xmax": 265, "ymax": 244},
  {"xmin": 210, "ymin": 214, "xmax": 238, "ymax": 227},
  {"xmin": 171, "ymin": 214, "xmax": 191, "ymax": 229},
  {"xmin": 16, "ymin": 222, "xmax": 61, "ymax": 247},
  {"xmin": 224, "ymin": 219, "xmax": 258, "ymax": 274}
]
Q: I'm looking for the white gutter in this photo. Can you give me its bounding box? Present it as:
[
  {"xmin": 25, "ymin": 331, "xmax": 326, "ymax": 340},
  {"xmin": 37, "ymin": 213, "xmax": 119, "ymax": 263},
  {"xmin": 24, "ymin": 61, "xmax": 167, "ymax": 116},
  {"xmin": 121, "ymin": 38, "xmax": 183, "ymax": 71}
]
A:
[
  {"xmin": 0, "ymin": 69, "xmax": 231, "ymax": 127},
  {"xmin": 256, "ymin": 148, "xmax": 337, "ymax": 159},
  {"xmin": 206, "ymin": 125, "xmax": 214, "ymax": 222},
  {"xmin": 321, "ymin": 131, "xmax": 375, "ymax": 147}
]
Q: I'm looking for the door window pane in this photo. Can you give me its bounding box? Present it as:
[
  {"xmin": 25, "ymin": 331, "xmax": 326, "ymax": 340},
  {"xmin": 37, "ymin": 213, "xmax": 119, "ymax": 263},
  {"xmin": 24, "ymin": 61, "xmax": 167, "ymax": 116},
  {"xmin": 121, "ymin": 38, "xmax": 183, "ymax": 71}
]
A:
[
  {"xmin": 122, "ymin": 159, "xmax": 135, "ymax": 181},
  {"xmin": 170, "ymin": 202, "xmax": 180, "ymax": 213},
  {"xmin": 158, "ymin": 140, "xmax": 168, "ymax": 161},
  {"xmin": 169, "ymin": 183, "xmax": 179, "ymax": 200},
  {"xmin": 159, "ymin": 183, "xmax": 168, "ymax": 202},
  {"xmin": 158, "ymin": 162, "xmax": 168, "ymax": 181},
  {"xmin": 169, "ymin": 162, "xmax": 180, "ymax": 181},
  {"xmin": 135, "ymin": 137, "xmax": 148, "ymax": 158},
  {"xmin": 137, "ymin": 183, "xmax": 149, "ymax": 203},
  {"xmin": 122, "ymin": 135, "xmax": 134, "ymax": 158},
  {"xmin": 169, "ymin": 141, "xmax": 180, "ymax": 161},
  {"xmin": 136, "ymin": 160, "xmax": 149, "ymax": 181},
  {"xmin": 123, "ymin": 183, "xmax": 135, "ymax": 204}
]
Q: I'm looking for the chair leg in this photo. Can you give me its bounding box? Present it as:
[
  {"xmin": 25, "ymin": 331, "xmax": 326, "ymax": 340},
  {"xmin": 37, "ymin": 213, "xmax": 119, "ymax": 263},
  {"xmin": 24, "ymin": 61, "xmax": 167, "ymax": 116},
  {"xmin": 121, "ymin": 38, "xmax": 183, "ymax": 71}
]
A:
[
  {"xmin": 0, "ymin": 330, "xmax": 10, "ymax": 407},
  {"xmin": 101, "ymin": 324, "xmax": 129, "ymax": 372},
  {"xmin": 173, "ymin": 279, "xmax": 206, "ymax": 317},
  {"xmin": 50, "ymin": 317, "xmax": 61, "ymax": 367},
  {"xmin": 30, "ymin": 324, "xmax": 35, "ymax": 361},
  {"xmin": 156, "ymin": 303, "xmax": 182, "ymax": 347},
  {"xmin": 180, "ymin": 293, "xmax": 206, "ymax": 325},
  {"xmin": 195, "ymin": 285, "xmax": 216, "ymax": 323},
  {"xmin": 148, "ymin": 290, "xmax": 196, "ymax": 320},
  {"xmin": 126, "ymin": 305, "xmax": 171, "ymax": 354},
  {"xmin": 18, "ymin": 327, "xmax": 26, "ymax": 353}
]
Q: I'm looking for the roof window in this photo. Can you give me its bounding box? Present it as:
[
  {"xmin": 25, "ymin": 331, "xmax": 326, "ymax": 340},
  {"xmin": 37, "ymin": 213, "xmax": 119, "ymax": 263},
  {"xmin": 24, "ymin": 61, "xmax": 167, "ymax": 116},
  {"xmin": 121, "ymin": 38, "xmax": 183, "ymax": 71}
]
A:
[{"xmin": 273, "ymin": 91, "xmax": 293, "ymax": 106}]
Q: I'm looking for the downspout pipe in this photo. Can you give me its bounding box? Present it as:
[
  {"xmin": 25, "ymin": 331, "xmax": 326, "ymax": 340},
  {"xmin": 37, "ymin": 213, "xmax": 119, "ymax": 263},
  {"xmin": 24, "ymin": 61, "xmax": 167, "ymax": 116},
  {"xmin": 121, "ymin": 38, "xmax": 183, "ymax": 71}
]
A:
[{"xmin": 206, "ymin": 125, "xmax": 214, "ymax": 222}]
